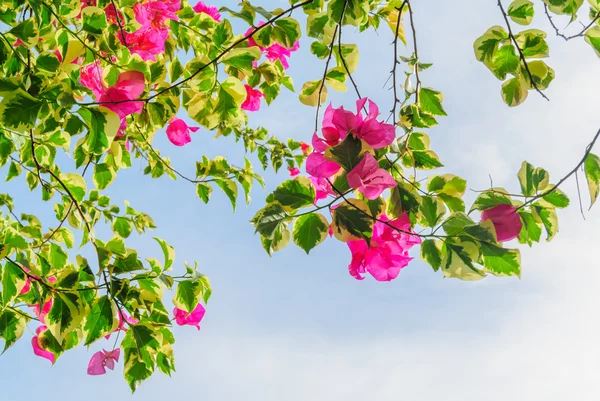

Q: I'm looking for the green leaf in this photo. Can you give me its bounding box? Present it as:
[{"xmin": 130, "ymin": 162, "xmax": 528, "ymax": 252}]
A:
[
  {"xmin": 501, "ymin": 77, "xmax": 528, "ymax": 107},
  {"xmin": 122, "ymin": 324, "xmax": 158, "ymax": 392},
  {"xmin": 515, "ymin": 29, "xmax": 549, "ymax": 58},
  {"xmin": 0, "ymin": 90, "xmax": 42, "ymax": 131},
  {"xmin": 106, "ymin": 236, "xmax": 126, "ymax": 256},
  {"xmin": 82, "ymin": 6, "xmax": 108, "ymax": 35},
  {"xmin": 470, "ymin": 188, "xmax": 513, "ymax": 212},
  {"xmin": 112, "ymin": 217, "xmax": 133, "ymax": 238},
  {"xmin": 93, "ymin": 163, "xmax": 116, "ymax": 190},
  {"xmin": 271, "ymin": 177, "xmax": 315, "ymax": 210},
  {"xmin": 517, "ymin": 210, "xmax": 542, "ymax": 246},
  {"xmin": 419, "ymin": 196, "xmax": 446, "ymax": 227},
  {"xmin": 490, "ymin": 45, "xmax": 520, "ymax": 80},
  {"xmin": 442, "ymin": 242, "xmax": 485, "ymax": 280},
  {"xmin": 299, "ymin": 80, "xmax": 327, "ymax": 106},
  {"xmin": 532, "ymin": 203, "xmax": 559, "ymax": 241},
  {"xmin": 222, "ymin": 47, "xmax": 261, "ymax": 75},
  {"xmin": 215, "ymin": 178, "xmax": 238, "ymax": 212},
  {"xmin": 2, "ymin": 260, "xmax": 27, "ymax": 305},
  {"xmin": 0, "ymin": 309, "xmax": 27, "ymax": 352},
  {"xmin": 518, "ymin": 161, "xmax": 537, "ymax": 196},
  {"xmin": 78, "ymin": 107, "xmax": 120, "ymax": 155},
  {"xmin": 251, "ymin": 203, "xmax": 289, "ymax": 238},
  {"xmin": 421, "ymin": 239, "xmax": 442, "ymax": 272},
  {"xmin": 83, "ymin": 296, "xmax": 119, "ymax": 345},
  {"xmin": 37, "ymin": 53, "xmax": 61, "ymax": 72},
  {"xmin": 292, "ymin": 213, "xmax": 329, "ymax": 254},
  {"xmin": 542, "ymin": 189, "xmax": 569, "ymax": 208},
  {"xmin": 405, "ymin": 150, "xmax": 444, "ymax": 170},
  {"xmin": 59, "ymin": 173, "xmax": 87, "ymax": 202},
  {"xmin": 585, "ymin": 152, "xmax": 600, "ymax": 207},
  {"xmin": 173, "ymin": 280, "xmax": 202, "ymax": 313},
  {"xmin": 196, "ymin": 183, "xmax": 212, "ymax": 204},
  {"xmin": 326, "ymin": 134, "xmax": 364, "ymax": 171},
  {"xmin": 331, "ymin": 199, "xmax": 374, "ymax": 242},
  {"xmin": 481, "ymin": 243, "xmax": 521, "ymax": 277},
  {"xmin": 473, "ymin": 25, "xmax": 508, "ymax": 67},
  {"xmin": 46, "ymin": 293, "xmax": 85, "ymax": 343},
  {"xmin": 508, "ymin": 0, "xmax": 535, "ymax": 25},
  {"xmin": 418, "ymin": 88, "xmax": 447, "ymax": 116},
  {"xmin": 48, "ymin": 243, "xmax": 68, "ymax": 270},
  {"xmin": 585, "ymin": 26, "xmax": 600, "ymax": 57},
  {"xmin": 154, "ymin": 237, "xmax": 175, "ymax": 271}
]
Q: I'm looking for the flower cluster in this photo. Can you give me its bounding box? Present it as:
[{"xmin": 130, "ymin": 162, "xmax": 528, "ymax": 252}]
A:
[
  {"xmin": 80, "ymin": 62, "xmax": 146, "ymax": 134},
  {"xmin": 348, "ymin": 214, "xmax": 421, "ymax": 281},
  {"xmin": 307, "ymin": 98, "xmax": 397, "ymax": 199}
]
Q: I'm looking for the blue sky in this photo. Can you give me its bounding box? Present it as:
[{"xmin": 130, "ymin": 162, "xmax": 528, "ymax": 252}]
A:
[{"xmin": 3, "ymin": 0, "xmax": 600, "ymax": 400}]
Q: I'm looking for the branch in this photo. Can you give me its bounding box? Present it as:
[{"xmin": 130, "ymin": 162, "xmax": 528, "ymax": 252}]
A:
[
  {"xmin": 406, "ymin": 1, "xmax": 421, "ymax": 104},
  {"xmin": 498, "ymin": 0, "xmax": 550, "ymax": 101},
  {"xmin": 390, "ymin": 1, "xmax": 408, "ymax": 126},
  {"xmin": 517, "ymin": 127, "xmax": 600, "ymax": 210},
  {"xmin": 544, "ymin": 4, "xmax": 600, "ymax": 41}
]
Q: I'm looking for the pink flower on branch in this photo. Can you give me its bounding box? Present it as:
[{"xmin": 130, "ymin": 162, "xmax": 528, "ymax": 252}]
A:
[
  {"xmin": 166, "ymin": 117, "xmax": 199, "ymax": 146},
  {"xmin": 104, "ymin": 312, "xmax": 139, "ymax": 340},
  {"xmin": 347, "ymin": 152, "xmax": 397, "ymax": 200},
  {"xmin": 480, "ymin": 204, "xmax": 523, "ymax": 242},
  {"xmin": 87, "ymin": 349, "xmax": 121, "ymax": 376},
  {"xmin": 241, "ymin": 84, "xmax": 264, "ymax": 112},
  {"xmin": 347, "ymin": 214, "xmax": 421, "ymax": 282},
  {"xmin": 331, "ymin": 98, "xmax": 395, "ymax": 149},
  {"xmin": 193, "ymin": 1, "xmax": 221, "ymax": 22},
  {"xmin": 31, "ymin": 326, "xmax": 55, "ymax": 364},
  {"xmin": 173, "ymin": 304, "xmax": 206, "ymax": 330},
  {"xmin": 288, "ymin": 167, "xmax": 301, "ymax": 177}
]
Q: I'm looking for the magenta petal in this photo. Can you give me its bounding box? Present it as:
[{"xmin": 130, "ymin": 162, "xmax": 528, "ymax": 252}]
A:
[
  {"xmin": 173, "ymin": 304, "xmax": 206, "ymax": 330},
  {"xmin": 332, "ymin": 107, "xmax": 358, "ymax": 135},
  {"xmin": 80, "ymin": 61, "xmax": 105, "ymax": 98},
  {"xmin": 481, "ymin": 204, "xmax": 523, "ymax": 242},
  {"xmin": 357, "ymin": 119, "xmax": 396, "ymax": 149},
  {"xmin": 242, "ymin": 84, "xmax": 264, "ymax": 112},
  {"xmin": 87, "ymin": 351, "xmax": 107, "ymax": 375},
  {"xmin": 166, "ymin": 118, "xmax": 192, "ymax": 146},
  {"xmin": 114, "ymin": 71, "xmax": 146, "ymax": 100},
  {"xmin": 32, "ymin": 327, "xmax": 55, "ymax": 364},
  {"xmin": 306, "ymin": 153, "xmax": 341, "ymax": 178}
]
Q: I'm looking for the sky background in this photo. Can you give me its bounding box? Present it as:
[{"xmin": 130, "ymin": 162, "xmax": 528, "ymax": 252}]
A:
[{"xmin": 3, "ymin": 0, "xmax": 600, "ymax": 400}]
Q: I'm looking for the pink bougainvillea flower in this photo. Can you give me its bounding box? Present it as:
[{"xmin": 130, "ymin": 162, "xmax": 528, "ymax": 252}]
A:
[
  {"xmin": 347, "ymin": 214, "xmax": 421, "ymax": 282},
  {"xmin": 166, "ymin": 117, "xmax": 199, "ymax": 146},
  {"xmin": 104, "ymin": 4, "xmax": 124, "ymax": 25},
  {"xmin": 306, "ymin": 152, "xmax": 341, "ymax": 178},
  {"xmin": 105, "ymin": 312, "xmax": 138, "ymax": 340},
  {"xmin": 82, "ymin": 69, "xmax": 145, "ymax": 133},
  {"xmin": 87, "ymin": 349, "xmax": 121, "ymax": 375},
  {"xmin": 288, "ymin": 167, "xmax": 301, "ymax": 177},
  {"xmin": 123, "ymin": 26, "xmax": 169, "ymax": 62},
  {"xmin": 330, "ymin": 98, "xmax": 395, "ymax": 149},
  {"xmin": 193, "ymin": 1, "xmax": 221, "ymax": 22},
  {"xmin": 310, "ymin": 176, "xmax": 333, "ymax": 203},
  {"xmin": 264, "ymin": 41, "xmax": 300, "ymax": 69},
  {"xmin": 300, "ymin": 142, "xmax": 311, "ymax": 155},
  {"xmin": 173, "ymin": 304, "xmax": 206, "ymax": 330},
  {"xmin": 162, "ymin": 0, "xmax": 181, "ymax": 12},
  {"xmin": 481, "ymin": 204, "xmax": 523, "ymax": 242},
  {"xmin": 347, "ymin": 152, "xmax": 397, "ymax": 200},
  {"xmin": 13, "ymin": 38, "xmax": 25, "ymax": 48},
  {"xmin": 241, "ymin": 84, "xmax": 264, "ymax": 112},
  {"xmin": 80, "ymin": 61, "xmax": 105, "ymax": 98},
  {"xmin": 32, "ymin": 326, "xmax": 55, "ymax": 363},
  {"xmin": 134, "ymin": 1, "xmax": 178, "ymax": 29},
  {"xmin": 32, "ymin": 299, "xmax": 53, "ymax": 325}
]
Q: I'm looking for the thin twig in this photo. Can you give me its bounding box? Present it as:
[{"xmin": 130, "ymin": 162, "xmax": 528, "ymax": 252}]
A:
[
  {"xmin": 575, "ymin": 169, "xmax": 586, "ymax": 219},
  {"xmin": 406, "ymin": 1, "xmax": 421, "ymax": 104},
  {"xmin": 544, "ymin": 4, "xmax": 600, "ymax": 41},
  {"xmin": 517, "ymin": 127, "xmax": 600, "ymax": 210}
]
